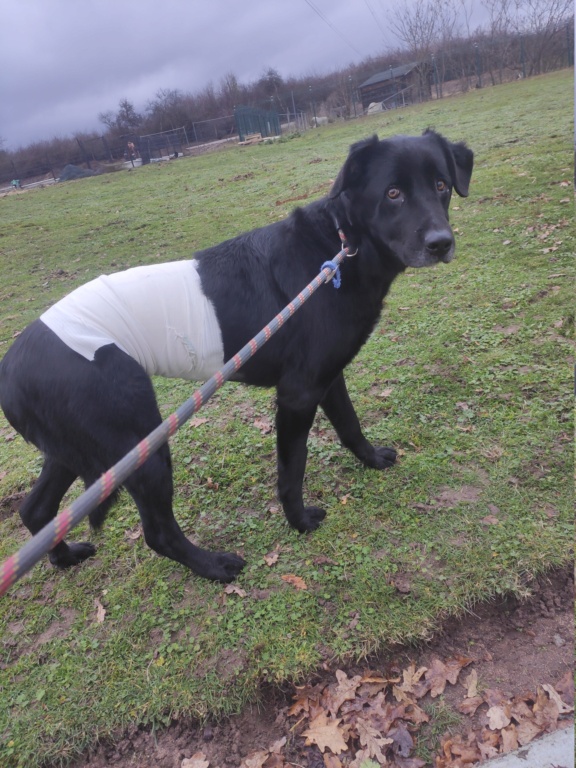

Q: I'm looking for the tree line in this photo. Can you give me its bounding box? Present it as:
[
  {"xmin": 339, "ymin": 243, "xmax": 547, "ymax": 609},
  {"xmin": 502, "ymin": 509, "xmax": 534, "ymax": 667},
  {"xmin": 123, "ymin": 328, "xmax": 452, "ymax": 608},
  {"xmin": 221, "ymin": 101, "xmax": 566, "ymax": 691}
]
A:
[{"xmin": 1, "ymin": 0, "xmax": 572, "ymax": 185}]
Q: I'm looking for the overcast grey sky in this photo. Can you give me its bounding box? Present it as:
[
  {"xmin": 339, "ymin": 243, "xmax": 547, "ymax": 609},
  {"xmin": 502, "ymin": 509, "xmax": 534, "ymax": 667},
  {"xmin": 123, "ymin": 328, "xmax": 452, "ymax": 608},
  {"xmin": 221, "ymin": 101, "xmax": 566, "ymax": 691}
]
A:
[{"xmin": 1, "ymin": 0, "xmax": 488, "ymax": 151}]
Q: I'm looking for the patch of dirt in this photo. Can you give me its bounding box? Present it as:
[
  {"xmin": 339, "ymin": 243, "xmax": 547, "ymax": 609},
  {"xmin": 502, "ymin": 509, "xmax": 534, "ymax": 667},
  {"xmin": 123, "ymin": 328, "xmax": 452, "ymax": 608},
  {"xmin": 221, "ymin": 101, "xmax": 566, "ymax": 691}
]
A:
[
  {"xmin": 0, "ymin": 490, "xmax": 25, "ymax": 522},
  {"xmin": 68, "ymin": 566, "xmax": 573, "ymax": 768}
]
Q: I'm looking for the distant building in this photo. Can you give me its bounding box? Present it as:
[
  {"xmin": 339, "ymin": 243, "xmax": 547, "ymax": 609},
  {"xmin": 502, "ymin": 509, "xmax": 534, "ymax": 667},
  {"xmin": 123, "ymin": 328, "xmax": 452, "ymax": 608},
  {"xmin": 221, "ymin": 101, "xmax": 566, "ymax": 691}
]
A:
[{"xmin": 358, "ymin": 62, "xmax": 431, "ymax": 111}]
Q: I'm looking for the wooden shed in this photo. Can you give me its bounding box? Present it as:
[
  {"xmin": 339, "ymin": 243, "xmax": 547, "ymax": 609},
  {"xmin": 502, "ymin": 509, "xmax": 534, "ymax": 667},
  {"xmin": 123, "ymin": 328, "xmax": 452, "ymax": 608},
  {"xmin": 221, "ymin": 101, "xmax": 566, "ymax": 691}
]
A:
[{"xmin": 358, "ymin": 62, "xmax": 430, "ymax": 110}]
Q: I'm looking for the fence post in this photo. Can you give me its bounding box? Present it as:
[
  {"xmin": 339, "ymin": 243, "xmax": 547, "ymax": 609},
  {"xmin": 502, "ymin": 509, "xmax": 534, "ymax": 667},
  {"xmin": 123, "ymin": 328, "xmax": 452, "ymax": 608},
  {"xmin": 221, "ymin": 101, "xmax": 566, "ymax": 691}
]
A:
[{"xmin": 76, "ymin": 138, "xmax": 92, "ymax": 170}]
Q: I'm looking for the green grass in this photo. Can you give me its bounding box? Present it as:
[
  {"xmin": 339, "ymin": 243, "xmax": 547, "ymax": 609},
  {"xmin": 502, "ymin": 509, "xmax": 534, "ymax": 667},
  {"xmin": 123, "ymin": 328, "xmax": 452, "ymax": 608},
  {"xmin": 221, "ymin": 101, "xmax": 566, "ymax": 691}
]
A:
[{"xmin": 0, "ymin": 70, "xmax": 573, "ymax": 767}]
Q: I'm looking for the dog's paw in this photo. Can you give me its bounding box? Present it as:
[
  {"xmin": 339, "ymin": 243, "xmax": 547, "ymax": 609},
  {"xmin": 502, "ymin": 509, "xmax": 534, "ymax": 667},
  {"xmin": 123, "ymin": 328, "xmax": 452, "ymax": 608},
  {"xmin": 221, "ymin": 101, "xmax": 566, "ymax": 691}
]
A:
[
  {"xmin": 203, "ymin": 552, "xmax": 247, "ymax": 583},
  {"xmin": 366, "ymin": 445, "xmax": 397, "ymax": 470},
  {"xmin": 294, "ymin": 506, "xmax": 327, "ymax": 533},
  {"xmin": 49, "ymin": 542, "xmax": 97, "ymax": 568}
]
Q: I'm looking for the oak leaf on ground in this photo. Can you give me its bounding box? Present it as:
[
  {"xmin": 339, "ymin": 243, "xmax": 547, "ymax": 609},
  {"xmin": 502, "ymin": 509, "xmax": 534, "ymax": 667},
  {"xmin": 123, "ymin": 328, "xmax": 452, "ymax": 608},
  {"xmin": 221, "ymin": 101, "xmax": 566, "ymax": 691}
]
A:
[
  {"xmin": 94, "ymin": 598, "xmax": 106, "ymax": 624},
  {"xmin": 457, "ymin": 695, "xmax": 484, "ymax": 716},
  {"xmin": 224, "ymin": 584, "xmax": 247, "ymax": 598},
  {"xmin": 501, "ymin": 724, "xmax": 519, "ymax": 753},
  {"xmin": 288, "ymin": 681, "xmax": 327, "ymax": 717},
  {"xmin": 281, "ymin": 573, "xmax": 307, "ymax": 590},
  {"xmin": 486, "ymin": 704, "xmax": 511, "ymax": 730},
  {"xmin": 322, "ymin": 754, "xmax": 343, "ymax": 768},
  {"xmin": 263, "ymin": 550, "xmax": 279, "ymax": 567},
  {"xmin": 181, "ymin": 752, "xmax": 210, "ymax": 768},
  {"xmin": 394, "ymin": 663, "xmax": 429, "ymax": 700},
  {"xmin": 302, "ymin": 712, "xmax": 349, "ymax": 754},
  {"xmin": 263, "ymin": 756, "xmax": 284, "ymax": 768},
  {"xmin": 542, "ymin": 683, "xmax": 574, "ymax": 714},
  {"xmin": 356, "ymin": 716, "xmax": 393, "ymax": 762},
  {"xmin": 325, "ymin": 670, "xmax": 363, "ymax": 716},
  {"xmin": 239, "ymin": 750, "xmax": 269, "ymax": 768},
  {"xmin": 462, "ymin": 669, "xmax": 478, "ymax": 698}
]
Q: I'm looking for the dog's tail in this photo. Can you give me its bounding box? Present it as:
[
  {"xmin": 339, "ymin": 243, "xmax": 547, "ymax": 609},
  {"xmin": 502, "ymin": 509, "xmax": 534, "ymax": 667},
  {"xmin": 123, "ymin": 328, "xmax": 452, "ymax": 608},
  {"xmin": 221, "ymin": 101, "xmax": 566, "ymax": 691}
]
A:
[{"xmin": 88, "ymin": 490, "xmax": 119, "ymax": 529}]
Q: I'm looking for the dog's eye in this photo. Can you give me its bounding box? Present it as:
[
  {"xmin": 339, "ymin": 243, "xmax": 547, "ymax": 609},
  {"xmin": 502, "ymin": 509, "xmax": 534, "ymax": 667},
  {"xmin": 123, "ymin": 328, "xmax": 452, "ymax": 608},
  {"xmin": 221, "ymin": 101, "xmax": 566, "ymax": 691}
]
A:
[
  {"xmin": 436, "ymin": 179, "xmax": 449, "ymax": 192},
  {"xmin": 387, "ymin": 187, "xmax": 401, "ymax": 200}
]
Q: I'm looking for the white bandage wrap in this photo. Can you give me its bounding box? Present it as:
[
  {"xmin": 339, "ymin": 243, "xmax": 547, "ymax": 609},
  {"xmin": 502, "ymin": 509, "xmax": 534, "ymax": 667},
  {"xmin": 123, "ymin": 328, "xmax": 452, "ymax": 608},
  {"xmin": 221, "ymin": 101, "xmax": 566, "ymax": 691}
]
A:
[{"xmin": 41, "ymin": 260, "xmax": 225, "ymax": 381}]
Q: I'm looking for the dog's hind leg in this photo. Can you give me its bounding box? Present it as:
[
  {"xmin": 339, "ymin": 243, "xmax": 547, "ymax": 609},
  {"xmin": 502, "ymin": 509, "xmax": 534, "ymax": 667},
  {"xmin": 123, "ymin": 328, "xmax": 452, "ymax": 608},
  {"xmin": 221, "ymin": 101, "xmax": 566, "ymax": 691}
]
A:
[
  {"xmin": 19, "ymin": 456, "xmax": 97, "ymax": 567},
  {"xmin": 320, "ymin": 372, "xmax": 397, "ymax": 469},
  {"xmin": 124, "ymin": 444, "xmax": 246, "ymax": 582}
]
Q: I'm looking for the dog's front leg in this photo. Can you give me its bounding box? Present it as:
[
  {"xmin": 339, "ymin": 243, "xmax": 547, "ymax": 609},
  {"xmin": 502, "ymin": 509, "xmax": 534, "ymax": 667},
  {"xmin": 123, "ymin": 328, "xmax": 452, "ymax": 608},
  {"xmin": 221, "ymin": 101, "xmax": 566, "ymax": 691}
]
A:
[
  {"xmin": 276, "ymin": 400, "xmax": 326, "ymax": 533},
  {"xmin": 320, "ymin": 372, "xmax": 397, "ymax": 469}
]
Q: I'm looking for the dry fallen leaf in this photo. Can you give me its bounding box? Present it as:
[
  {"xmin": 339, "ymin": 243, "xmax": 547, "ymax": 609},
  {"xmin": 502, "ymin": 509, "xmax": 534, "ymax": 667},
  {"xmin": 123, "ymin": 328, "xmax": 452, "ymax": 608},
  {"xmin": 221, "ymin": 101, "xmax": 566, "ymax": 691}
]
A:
[
  {"xmin": 302, "ymin": 712, "xmax": 348, "ymax": 754},
  {"xmin": 427, "ymin": 659, "xmax": 450, "ymax": 698},
  {"xmin": 462, "ymin": 669, "xmax": 478, "ymax": 698},
  {"xmin": 281, "ymin": 574, "xmax": 307, "ymax": 590},
  {"xmin": 323, "ymin": 754, "xmax": 342, "ymax": 768},
  {"xmin": 501, "ymin": 724, "xmax": 519, "ymax": 753},
  {"xmin": 264, "ymin": 550, "xmax": 279, "ymax": 567},
  {"xmin": 444, "ymin": 657, "xmax": 473, "ymax": 685},
  {"xmin": 288, "ymin": 681, "xmax": 327, "ymax": 716},
  {"xmin": 541, "ymin": 683, "xmax": 574, "ymax": 714},
  {"xmin": 457, "ymin": 695, "xmax": 484, "ymax": 716},
  {"xmin": 189, "ymin": 417, "xmax": 209, "ymax": 427},
  {"xmin": 253, "ymin": 417, "xmax": 273, "ymax": 435},
  {"xmin": 224, "ymin": 584, "xmax": 247, "ymax": 598},
  {"xmin": 263, "ymin": 755, "xmax": 284, "ymax": 768},
  {"xmin": 181, "ymin": 752, "xmax": 210, "ymax": 768},
  {"xmin": 94, "ymin": 598, "xmax": 106, "ymax": 624},
  {"xmin": 325, "ymin": 670, "xmax": 362, "ymax": 716},
  {"xmin": 516, "ymin": 718, "xmax": 543, "ymax": 746},
  {"xmin": 487, "ymin": 704, "xmax": 511, "ymax": 730},
  {"xmin": 388, "ymin": 722, "xmax": 413, "ymax": 757},
  {"xmin": 396, "ymin": 663, "xmax": 428, "ymax": 698},
  {"xmin": 356, "ymin": 716, "xmax": 393, "ymax": 761},
  {"xmin": 554, "ymin": 670, "xmax": 574, "ymax": 706},
  {"xmin": 240, "ymin": 750, "xmax": 269, "ymax": 768},
  {"xmin": 269, "ymin": 737, "xmax": 286, "ymax": 754}
]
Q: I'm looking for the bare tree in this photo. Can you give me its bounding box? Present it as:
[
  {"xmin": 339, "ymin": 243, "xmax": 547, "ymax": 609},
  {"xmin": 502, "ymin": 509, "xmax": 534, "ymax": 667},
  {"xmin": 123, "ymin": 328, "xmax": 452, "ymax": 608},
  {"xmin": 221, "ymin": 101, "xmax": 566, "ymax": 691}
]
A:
[
  {"xmin": 389, "ymin": 0, "xmax": 461, "ymax": 51},
  {"xmin": 98, "ymin": 99, "xmax": 143, "ymax": 134},
  {"xmin": 389, "ymin": 0, "xmax": 461, "ymax": 98},
  {"xmin": 219, "ymin": 73, "xmax": 245, "ymax": 113},
  {"xmin": 481, "ymin": 0, "xmax": 516, "ymax": 82},
  {"xmin": 514, "ymin": 0, "xmax": 573, "ymax": 74},
  {"xmin": 389, "ymin": 0, "xmax": 440, "ymax": 53},
  {"xmin": 146, "ymin": 89, "xmax": 187, "ymax": 133}
]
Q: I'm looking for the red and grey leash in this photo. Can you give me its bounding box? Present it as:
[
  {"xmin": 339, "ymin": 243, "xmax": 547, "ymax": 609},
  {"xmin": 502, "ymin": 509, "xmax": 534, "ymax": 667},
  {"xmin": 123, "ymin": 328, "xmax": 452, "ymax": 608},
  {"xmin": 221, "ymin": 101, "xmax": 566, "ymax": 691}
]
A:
[{"xmin": 0, "ymin": 234, "xmax": 356, "ymax": 597}]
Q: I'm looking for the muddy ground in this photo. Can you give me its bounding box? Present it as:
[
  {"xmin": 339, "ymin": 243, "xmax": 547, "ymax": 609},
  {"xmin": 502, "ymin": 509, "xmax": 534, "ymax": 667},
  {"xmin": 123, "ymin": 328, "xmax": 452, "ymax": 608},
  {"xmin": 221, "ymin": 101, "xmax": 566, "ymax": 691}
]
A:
[{"xmin": 69, "ymin": 566, "xmax": 573, "ymax": 768}]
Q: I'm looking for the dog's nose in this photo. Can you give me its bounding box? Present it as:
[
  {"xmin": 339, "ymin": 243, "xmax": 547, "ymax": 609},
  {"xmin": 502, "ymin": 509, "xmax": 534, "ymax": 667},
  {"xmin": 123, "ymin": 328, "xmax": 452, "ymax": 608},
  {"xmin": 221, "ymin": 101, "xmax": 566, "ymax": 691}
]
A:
[{"xmin": 425, "ymin": 230, "xmax": 454, "ymax": 259}]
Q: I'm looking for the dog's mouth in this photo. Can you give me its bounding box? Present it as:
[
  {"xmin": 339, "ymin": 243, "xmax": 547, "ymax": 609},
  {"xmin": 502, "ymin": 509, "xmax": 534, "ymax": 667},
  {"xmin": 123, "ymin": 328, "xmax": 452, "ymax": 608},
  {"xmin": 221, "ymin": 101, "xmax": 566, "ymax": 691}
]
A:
[
  {"xmin": 394, "ymin": 227, "xmax": 456, "ymax": 269},
  {"xmin": 401, "ymin": 247, "xmax": 455, "ymax": 268},
  {"xmin": 439, "ymin": 249, "xmax": 455, "ymax": 264}
]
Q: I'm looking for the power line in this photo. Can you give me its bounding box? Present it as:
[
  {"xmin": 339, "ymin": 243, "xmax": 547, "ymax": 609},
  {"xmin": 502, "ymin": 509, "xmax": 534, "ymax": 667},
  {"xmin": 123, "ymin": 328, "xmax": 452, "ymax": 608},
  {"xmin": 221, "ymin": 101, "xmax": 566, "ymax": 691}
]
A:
[
  {"xmin": 363, "ymin": 0, "xmax": 388, "ymax": 41},
  {"xmin": 302, "ymin": 0, "xmax": 364, "ymax": 56}
]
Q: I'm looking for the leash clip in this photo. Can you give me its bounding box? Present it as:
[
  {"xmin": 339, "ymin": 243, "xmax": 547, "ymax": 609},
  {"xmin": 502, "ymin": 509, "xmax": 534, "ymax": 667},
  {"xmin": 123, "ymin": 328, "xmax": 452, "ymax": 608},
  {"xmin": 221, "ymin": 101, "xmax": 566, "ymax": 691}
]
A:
[{"xmin": 321, "ymin": 260, "xmax": 342, "ymax": 289}]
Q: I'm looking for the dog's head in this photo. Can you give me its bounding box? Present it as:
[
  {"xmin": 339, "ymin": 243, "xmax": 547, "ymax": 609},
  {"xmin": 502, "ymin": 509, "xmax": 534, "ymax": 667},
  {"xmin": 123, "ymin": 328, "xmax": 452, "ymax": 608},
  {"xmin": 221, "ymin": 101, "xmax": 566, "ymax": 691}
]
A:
[{"xmin": 330, "ymin": 130, "xmax": 474, "ymax": 268}]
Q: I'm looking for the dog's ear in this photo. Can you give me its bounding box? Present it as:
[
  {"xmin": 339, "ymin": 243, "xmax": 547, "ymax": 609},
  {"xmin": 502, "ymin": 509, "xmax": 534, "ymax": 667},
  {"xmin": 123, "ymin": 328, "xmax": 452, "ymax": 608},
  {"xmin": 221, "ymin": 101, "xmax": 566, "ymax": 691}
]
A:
[
  {"xmin": 329, "ymin": 135, "xmax": 380, "ymax": 198},
  {"xmin": 448, "ymin": 140, "xmax": 474, "ymax": 197},
  {"xmin": 424, "ymin": 129, "xmax": 474, "ymax": 198}
]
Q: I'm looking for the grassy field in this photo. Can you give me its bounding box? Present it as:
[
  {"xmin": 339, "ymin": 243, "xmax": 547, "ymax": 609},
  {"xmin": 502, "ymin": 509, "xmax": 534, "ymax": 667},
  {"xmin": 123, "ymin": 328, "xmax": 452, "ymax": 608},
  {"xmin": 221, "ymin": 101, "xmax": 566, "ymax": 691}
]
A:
[{"xmin": 0, "ymin": 69, "xmax": 573, "ymax": 767}]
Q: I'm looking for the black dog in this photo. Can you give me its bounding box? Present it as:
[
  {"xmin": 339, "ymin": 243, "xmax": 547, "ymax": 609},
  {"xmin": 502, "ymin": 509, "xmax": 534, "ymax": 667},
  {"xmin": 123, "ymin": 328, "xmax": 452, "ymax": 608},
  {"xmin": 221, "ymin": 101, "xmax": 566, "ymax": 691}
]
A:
[{"xmin": 0, "ymin": 130, "xmax": 473, "ymax": 582}]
